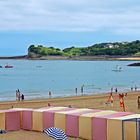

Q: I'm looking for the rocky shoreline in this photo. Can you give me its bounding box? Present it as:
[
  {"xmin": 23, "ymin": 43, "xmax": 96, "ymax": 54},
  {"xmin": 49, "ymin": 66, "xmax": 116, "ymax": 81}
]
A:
[
  {"xmin": 0, "ymin": 55, "xmax": 140, "ymax": 61},
  {"xmin": 127, "ymin": 62, "xmax": 140, "ymax": 66},
  {"xmin": 0, "ymin": 55, "xmax": 28, "ymax": 59}
]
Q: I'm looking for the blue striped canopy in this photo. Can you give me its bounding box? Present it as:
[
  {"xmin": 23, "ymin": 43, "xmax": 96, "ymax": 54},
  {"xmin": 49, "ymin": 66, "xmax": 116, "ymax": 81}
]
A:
[
  {"xmin": 43, "ymin": 127, "xmax": 67, "ymax": 140},
  {"xmin": 0, "ymin": 130, "xmax": 7, "ymax": 134}
]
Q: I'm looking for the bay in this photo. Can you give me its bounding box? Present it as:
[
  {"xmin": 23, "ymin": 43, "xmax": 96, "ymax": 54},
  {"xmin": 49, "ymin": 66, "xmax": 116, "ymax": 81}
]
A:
[{"xmin": 0, "ymin": 60, "xmax": 139, "ymax": 101}]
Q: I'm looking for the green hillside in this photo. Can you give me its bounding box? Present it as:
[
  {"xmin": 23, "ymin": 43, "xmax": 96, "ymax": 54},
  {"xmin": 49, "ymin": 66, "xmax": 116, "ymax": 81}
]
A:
[{"xmin": 28, "ymin": 40, "xmax": 140, "ymax": 58}]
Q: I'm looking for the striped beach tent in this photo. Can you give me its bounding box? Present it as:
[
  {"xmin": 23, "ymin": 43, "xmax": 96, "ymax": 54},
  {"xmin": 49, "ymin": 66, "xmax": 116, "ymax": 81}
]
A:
[
  {"xmin": 44, "ymin": 127, "xmax": 67, "ymax": 140},
  {"xmin": 0, "ymin": 130, "xmax": 7, "ymax": 134}
]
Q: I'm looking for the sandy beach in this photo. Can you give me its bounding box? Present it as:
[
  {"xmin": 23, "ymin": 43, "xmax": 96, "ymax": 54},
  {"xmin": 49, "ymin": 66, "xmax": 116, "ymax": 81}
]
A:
[
  {"xmin": 0, "ymin": 130, "xmax": 82, "ymax": 140},
  {"xmin": 0, "ymin": 91, "xmax": 140, "ymax": 140},
  {"xmin": 0, "ymin": 91, "xmax": 139, "ymax": 113}
]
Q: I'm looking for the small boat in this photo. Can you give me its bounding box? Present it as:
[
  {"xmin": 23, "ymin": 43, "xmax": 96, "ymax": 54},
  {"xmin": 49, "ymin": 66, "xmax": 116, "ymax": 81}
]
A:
[
  {"xmin": 112, "ymin": 65, "xmax": 122, "ymax": 72},
  {"xmin": 5, "ymin": 65, "xmax": 13, "ymax": 68},
  {"xmin": 0, "ymin": 66, "xmax": 2, "ymax": 68}
]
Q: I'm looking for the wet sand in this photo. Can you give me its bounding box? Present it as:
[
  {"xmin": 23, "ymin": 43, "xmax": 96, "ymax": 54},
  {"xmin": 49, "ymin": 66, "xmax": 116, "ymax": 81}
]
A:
[{"xmin": 0, "ymin": 91, "xmax": 139, "ymax": 113}]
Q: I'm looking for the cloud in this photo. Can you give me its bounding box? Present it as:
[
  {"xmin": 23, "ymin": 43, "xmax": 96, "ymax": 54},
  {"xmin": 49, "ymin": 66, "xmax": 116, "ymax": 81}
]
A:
[{"xmin": 0, "ymin": 0, "xmax": 140, "ymax": 35}]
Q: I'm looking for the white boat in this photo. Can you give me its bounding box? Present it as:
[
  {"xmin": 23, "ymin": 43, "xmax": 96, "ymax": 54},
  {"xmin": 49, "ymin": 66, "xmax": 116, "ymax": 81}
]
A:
[{"xmin": 112, "ymin": 65, "xmax": 122, "ymax": 72}]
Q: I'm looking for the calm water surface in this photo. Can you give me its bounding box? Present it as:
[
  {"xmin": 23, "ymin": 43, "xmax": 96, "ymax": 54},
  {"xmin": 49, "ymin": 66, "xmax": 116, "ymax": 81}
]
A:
[{"xmin": 0, "ymin": 60, "xmax": 140, "ymax": 101}]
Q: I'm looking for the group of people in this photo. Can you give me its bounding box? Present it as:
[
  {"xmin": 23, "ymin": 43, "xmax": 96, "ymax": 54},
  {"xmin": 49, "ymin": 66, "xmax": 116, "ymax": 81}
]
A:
[
  {"xmin": 108, "ymin": 86, "xmax": 140, "ymax": 111},
  {"xmin": 107, "ymin": 88, "xmax": 127, "ymax": 111},
  {"xmin": 16, "ymin": 89, "xmax": 24, "ymax": 101},
  {"xmin": 75, "ymin": 85, "xmax": 84, "ymax": 95},
  {"xmin": 111, "ymin": 86, "xmax": 138, "ymax": 94},
  {"xmin": 111, "ymin": 87, "xmax": 118, "ymax": 94}
]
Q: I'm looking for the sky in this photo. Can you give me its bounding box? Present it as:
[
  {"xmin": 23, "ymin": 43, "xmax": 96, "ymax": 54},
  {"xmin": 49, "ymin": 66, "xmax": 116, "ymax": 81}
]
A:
[{"xmin": 0, "ymin": 0, "xmax": 140, "ymax": 56}]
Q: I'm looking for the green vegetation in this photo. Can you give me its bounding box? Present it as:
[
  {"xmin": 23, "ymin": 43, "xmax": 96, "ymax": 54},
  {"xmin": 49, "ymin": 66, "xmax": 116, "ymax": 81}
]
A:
[
  {"xmin": 28, "ymin": 45, "xmax": 63, "ymax": 58},
  {"xmin": 28, "ymin": 40, "xmax": 140, "ymax": 58},
  {"xmin": 134, "ymin": 52, "xmax": 140, "ymax": 56}
]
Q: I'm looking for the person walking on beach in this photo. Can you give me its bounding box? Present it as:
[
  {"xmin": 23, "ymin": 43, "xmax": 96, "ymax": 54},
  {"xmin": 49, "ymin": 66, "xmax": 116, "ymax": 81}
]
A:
[{"xmin": 81, "ymin": 85, "xmax": 84, "ymax": 95}]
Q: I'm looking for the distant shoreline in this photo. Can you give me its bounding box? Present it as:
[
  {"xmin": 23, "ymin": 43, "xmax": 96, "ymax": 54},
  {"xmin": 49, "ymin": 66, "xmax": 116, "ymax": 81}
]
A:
[
  {"xmin": 0, "ymin": 55, "xmax": 28, "ymax": 59},
  {"xmin": 0, "ymin": 55, "xmax": 140, "ymax": 61}
]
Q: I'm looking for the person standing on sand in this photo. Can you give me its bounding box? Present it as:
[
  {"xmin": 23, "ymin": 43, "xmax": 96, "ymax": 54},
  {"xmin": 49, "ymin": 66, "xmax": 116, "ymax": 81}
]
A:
[
  {"xmin": 16, "ymin": 89, "xmax": 20, "ymax": 101},
  {"xmin": 81, "ymin": 85, "xmax": 84, "ymax": 95},
  {"xmin": 21, "ymin": 94, "xmax": 24, "ymax": 101},
  {"xmin": 75, "ymin": 88, "xmax": 78, "ymax": 94},
  {"xmin": 48, "ymin": 91, "xmax": 52, "ymax": 98},
  {"xmin": 18, "ymin": 93, "xmax": 20, "ymax": 101},
  {"xmin": 115, "ymin": 88, "xmax": 118, "ymax": 94},
  {"xmin": 135, "ymin": 85, "xmax": 137, "ymax": 91},
  {"xmin": 107, "ymin": 91, "xmax": 114, "ymax": 106},
  {"xmin": 111, "ymin": 87, "xmax": 113, "ymax": 93},
  {"xmin": 119, "ymin": 93, "xmax": 125, "ymax": 112},
  {"xmin": 16, "ymin": 90, "xmax": 18, "ymax": 101}
]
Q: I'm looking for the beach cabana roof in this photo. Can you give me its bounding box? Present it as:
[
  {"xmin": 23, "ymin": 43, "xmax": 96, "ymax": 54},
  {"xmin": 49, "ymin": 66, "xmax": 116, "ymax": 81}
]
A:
[
  {"xmin": 80, "ymin": 110, "xmax": 117, "ymax": 117},
  {"xmin": 110, "ymin": 114, "xmax": 140, "ymax": 120}
]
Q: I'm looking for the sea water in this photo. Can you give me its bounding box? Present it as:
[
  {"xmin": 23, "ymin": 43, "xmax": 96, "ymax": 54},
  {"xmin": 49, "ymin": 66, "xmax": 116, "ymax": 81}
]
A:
[{"xmin": 0, "ymin": 59, "xmax": 139, "ymax": 101}]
